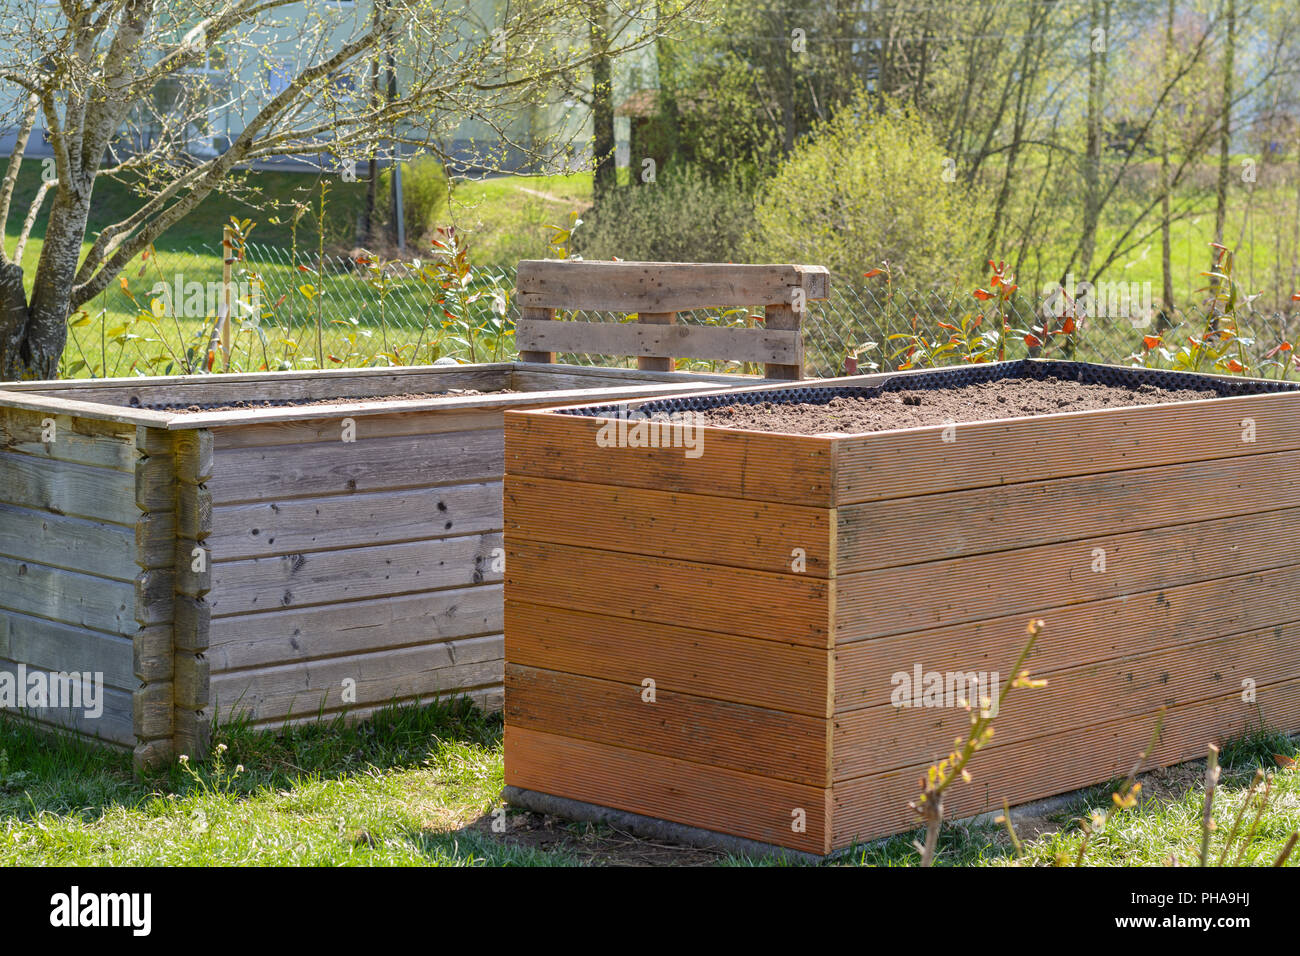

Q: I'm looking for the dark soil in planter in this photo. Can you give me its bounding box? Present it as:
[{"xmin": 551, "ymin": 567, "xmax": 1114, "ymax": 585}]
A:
[
  {"xmin": 133, "ymin": 388, "xmax": 515, "ymax": 413},
  {"xmin": 698, "ymin": 378, "xmax": 1219, "ymax": 435}
]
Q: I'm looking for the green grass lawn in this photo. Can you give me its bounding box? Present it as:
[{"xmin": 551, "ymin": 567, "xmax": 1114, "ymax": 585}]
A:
[
  {"xmin": 1, "ymin": 165, "xmax": 584, "ymax": 377},
  {"xmin": 446, "ymin": 172, "xmax": 593, "ymax": 268},
  {"xmin": 1, "ymin": 701, "xmax": 1294, "ymax": 866}
]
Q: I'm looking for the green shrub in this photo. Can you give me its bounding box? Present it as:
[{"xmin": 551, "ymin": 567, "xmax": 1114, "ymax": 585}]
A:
[
  {"xmin": 572, "ymin": 166, "xmax": 753, "ymax": 263},
  {"xmin": 377, "ymin": 155, "xmax": 449, "ymax": 239},
  {"xmin": 750, "ymin": 95, "xmax": 989, "ymax": 290}
]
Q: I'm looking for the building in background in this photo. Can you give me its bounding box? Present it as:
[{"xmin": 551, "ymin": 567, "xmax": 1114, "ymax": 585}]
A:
[{"xmin": 0, "ymin": 0, "xmax": 654, "ymax": 180}]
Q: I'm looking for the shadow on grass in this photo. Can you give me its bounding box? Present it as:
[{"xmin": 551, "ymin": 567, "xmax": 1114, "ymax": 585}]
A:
[
  {"xmin": 3, "ymin": 699, "xmax": 1294, "ymax": 866},
  {"xmin": 403, "ymin": 809, "xmax": 753, "ymax": 867},
  {"xmin": 0, "ymin": 695, "xmax": 501, "ymax": 824}
]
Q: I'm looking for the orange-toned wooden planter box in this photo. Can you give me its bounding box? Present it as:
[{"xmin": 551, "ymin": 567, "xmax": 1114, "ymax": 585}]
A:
[{"xmin": 502, "ymin": 360, "xmax": 1300, "ymax": 856}]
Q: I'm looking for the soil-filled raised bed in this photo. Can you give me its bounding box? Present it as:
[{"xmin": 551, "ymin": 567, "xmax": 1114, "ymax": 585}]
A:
[
  {"xmin": 501, "ymin": 359, "xmax": 1300, "ymax": 856},
  {"xmin": 0, "ymin": 361, "xmax": 765, "ymax": 768}
]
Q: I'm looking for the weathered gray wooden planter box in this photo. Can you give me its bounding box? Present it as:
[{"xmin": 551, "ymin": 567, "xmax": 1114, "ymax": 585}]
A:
[{"xmin": 0, "ymin": 260, "xmax": 828, "ymax": 769}]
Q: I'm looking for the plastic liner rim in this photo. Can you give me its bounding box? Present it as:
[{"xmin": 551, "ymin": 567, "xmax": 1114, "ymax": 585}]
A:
[{"xmin": 555, "ymin": 359, "xmax": 1300, "ymax": 419}]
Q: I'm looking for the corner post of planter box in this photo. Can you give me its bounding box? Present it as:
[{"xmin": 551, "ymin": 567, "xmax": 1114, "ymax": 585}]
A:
[
  {"xmin": 172, "ymin": 429, "xmax": 213, "ymax": 760},
  {"xmin": 131, "ymin": 426, "xmax": 213, "ymax": 771},
  {"xmin": 133, "ymin": 427, "xmax": 177, "ymax": 770}
]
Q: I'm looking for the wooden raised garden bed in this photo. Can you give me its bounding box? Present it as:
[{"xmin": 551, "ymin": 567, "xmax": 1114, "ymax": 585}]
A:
[
  {"xmin": 502, "ymin": 359, "xmax": 1300, "ymax": 856},
  {"xmin": 0, "ymin": 260, "xmax": 828, "ymax": 769}
]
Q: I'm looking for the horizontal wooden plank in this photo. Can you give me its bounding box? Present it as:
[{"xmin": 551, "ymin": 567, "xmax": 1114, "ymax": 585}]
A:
[
  {"xmin": 506, "ymin": 601, "xmax": 830, "ymax": 716},
  {"xmin": 0, "ymin": 504, "xmax": 137, "ymax": 581},
  {"xmin": 836, "ymin": 505, "xmax": 1300, "ymax": 641},
  {"xmin": 507, "ymin": 364, "xmax": 748, "ymax": 391},
  {"xmin": 505, "ymin": 410, "xmax": 834, "ymax": 507},
  {"xmin": 209, "ymin": 481, "xmax": 501, "ymax": 561},
  {"xmin": 505, "ymin": 475, "xmax": 831, "ymax": 576},
  {"xmin": 830, "ymin": 388, "xmax": 1300, "ymax": 504},
  {"xmin": 838, "ymin": 446, "xmax": 1300, "ymax": 571},
  {"xmin": 209, "ymin": 532, "xmax": 504, "ymax": 616},
  {"xmin": 835, "ymin": 561, "xmax": 1300, "ymax": 711},
  {"xmin": 0, "ymin": 389, "xmax": 173, "ymax": 428},
  {"xmin": 505, "ymin": 725, "xmax": 830, "ymax": 854},
  {"xmin": 833, "ymin": 622, "xmax": 1300, "ymax": 781},
  {"xmin": 185, "ymin": 383, "xmax": 768, "ymax": 429},
  {"xmin": 507, "ymin": 664, "xmax": 828, "ymax": 786},
  {"xmin": 4, "ymin": 362, "xmax": 519, "ymax": 393},
  {"xmin": 0, "ymin": 613, "xmax": 134, "ymax": 690},
  {"xmin": 0, "ymin": 408, "xmax": 137, "ymax": 471},
  {"xmin": 207, "ymin": 428, "xmax": 504, "ymax": 504},
  {"xmin": 515, "ymin": 319, "xmax": 801, "ymax": 365},
  {"xmin": 0, "ymin": 450, "xmax": 137, "ymax": 525},
  {"xmin": 505, "ymin": 540, "xmax": 831, "ymax": 647},
  {"xmin": 236, "ymin": 684, "xmax": 504, "ymax": 732},
  {"xmin": 15, "ymin": 365, "xmax": 511, "ymax": 407},
  {"xmin": 0, "ymin": 556, "xmax": 134, "ymax": 636},
  {"xmin": 211, "ymin": 408, "xmax": 506, "ymax": 450},
  {"xmin": 211, "ymin": 633, "xmax": 503, "ymax": 724},
  {"xmin": 515, "ymin": 260, "xmax": 829, "ymax": 312},
  {"xmin": 0, "ymin": 672, "xmax": 134, "ymax": 747},
  {"xmin": 2, "ymin": 365, "xmax": 746, "ymax": 432},
  {"xmin": 831, "ymin": 677, "xmax": 1300, "ymax": 848},
  {"xmin": 208, "ymin": 585, "xmax": 501, "ymax": 671}
]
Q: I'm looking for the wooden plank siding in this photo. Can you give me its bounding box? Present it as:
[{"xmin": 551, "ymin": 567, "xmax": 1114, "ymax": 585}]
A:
[
  {"xmin": 503, "ymin": 411, "xmax": 835, "ymax": 506},
  {"xmin": 506, "ymin": 724, "xmax": 833, "ymax": 855},
  {"xmin": 0, "ymin": 361, "xmax": 775, "ymax": 762},
  {"xmin": 503, "ymin": 406, "xmax": 837, "ymax": 852},
  {"xmin": 209, "ymin": 634, "xmax": 504, "ymax": 726},
  {"xmin": 0, "ymin": 408, "xmax": 140, "ymax": 749},
  {"xmin": 202, "ymin": 409, "xmax": 510, "ymax": 731},
  {"xmin": 501, "ymin": 380, "xmax": 1300, "ymax": 856},
  {"xmin": 831, "ymin": 679, "xmax": 1300, "ymax": 847},
  {"xmin": 513, "ymin": 261, "xmax": 827, "ymax": 377},
  {"xmin": 513, "ymin": 319, "xmax": 802, "ymax": 367},
  {"xmin": 186, "ymin": 365, "xmax": 768, "ymax": 736},
  {"xmin": 515, "ymin": 260, "xmax": 829, "ymax": 313}
]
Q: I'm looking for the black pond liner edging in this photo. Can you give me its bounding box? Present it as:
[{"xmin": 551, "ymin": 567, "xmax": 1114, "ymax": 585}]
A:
[{"xmin": 557, "ymin": 359, "xmax": 1300, "ymax": 420}]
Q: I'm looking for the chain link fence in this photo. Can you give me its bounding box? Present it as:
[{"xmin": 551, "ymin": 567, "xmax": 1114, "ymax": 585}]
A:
[{"xmin": 64, "ymin": 243, "xmax": 1300, "ymax": 380}]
